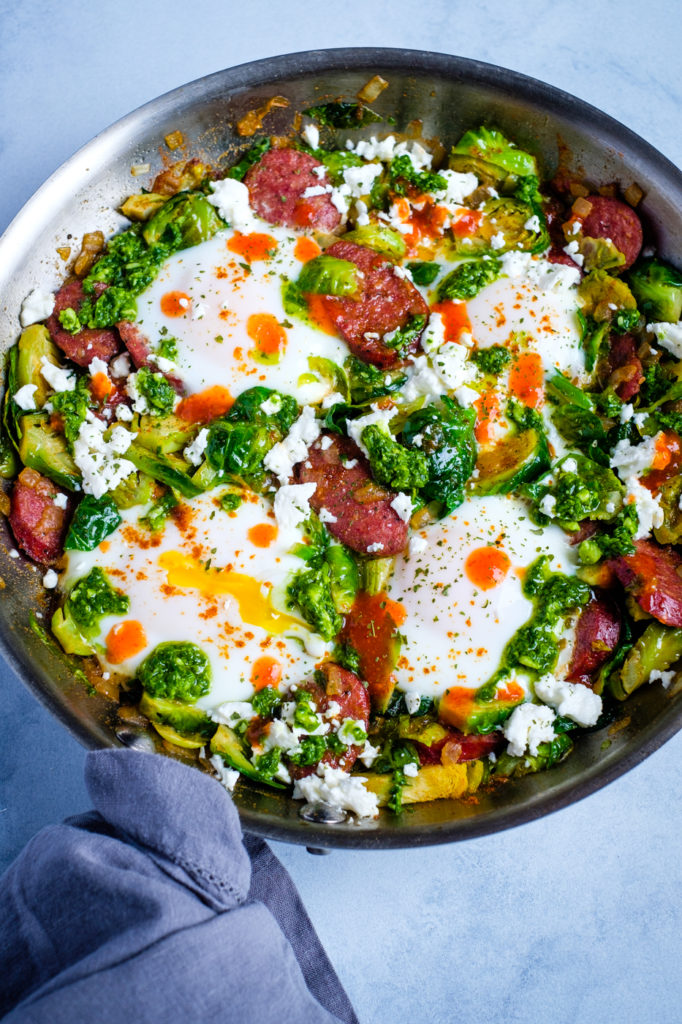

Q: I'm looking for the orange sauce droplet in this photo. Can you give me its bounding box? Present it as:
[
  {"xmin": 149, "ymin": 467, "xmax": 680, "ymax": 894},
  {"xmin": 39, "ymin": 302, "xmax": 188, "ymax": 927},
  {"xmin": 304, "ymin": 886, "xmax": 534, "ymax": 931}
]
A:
[
  {"xmin": 465, "ymin": 546, "xmax": 511, "ymax": 590},
  {"xmin": 294, "ymin": 236, "xmax": 322, "ymax": 262},
  {"xmin": 227, "ymin": 231, "xmax": 278, "ymax": 262},
  {"xmin": 643, "ymin": 431, "xmax": 682, "ymax": 491},
  {"xmin": 251, "ymin": 656, "xmax": 283, "ymax": 691},
  {"xmin": 509, "ymin": 351, "xmax": 544, "ymax": 408},
  {"xmin": 340, "ymin": 591, "xmax": 405, "ymax": 708},
  {"xmin": 431, "ymin": 299, "xmax": 471, "ymax": 343},
  {"xmin": 106, "ymin": 620, "xmax": 147, "ymax": 664},
  {"xmin": 451, "ymin": 209, "xmax": 483, "ymax": 237},
  {"xmin": 293, "ymin": 201, "xmax": 323, "ymax": 228},
  {"xmin": 90, "ymin": 372, "xmax": 113, "ymax": 401},
  {"xmin": 496, "ymin": 681, "xmax": 525, "ymax": 703},
  {"xmin": 99, "ymin": 540, "xmax": 111, "ymax": 553},
  {"xmin": 160, "ymin": 291, "xmax": 191, "ymax": 317},
  {"xmin": 439, "ymin": 686, "xmax": 476, "ymax": 730},
  {"xmin": 305, "ymin": 294, "xmax": 339, "ymax": 336},
  {"xmin": 246, "ymin": 313, "xmax": 287, "ymax": 356},
  {"xmin": 176, "ymin": 385, "xmax": 233, "ymax": 423},
  {"xmin": 474, "ymin": 388, "xmax": 500, "ymax": 445},
  {"xmin": 247, "ymin": 522, "xmax": 278, "ymax": 548}
]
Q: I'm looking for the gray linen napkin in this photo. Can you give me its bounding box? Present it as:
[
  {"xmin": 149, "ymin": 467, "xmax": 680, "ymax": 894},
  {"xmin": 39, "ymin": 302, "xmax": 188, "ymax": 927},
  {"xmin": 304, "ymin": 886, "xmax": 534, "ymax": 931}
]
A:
[{"xmin": 0, "ymin": 748, "xmax": 358, "ymax": 1024}]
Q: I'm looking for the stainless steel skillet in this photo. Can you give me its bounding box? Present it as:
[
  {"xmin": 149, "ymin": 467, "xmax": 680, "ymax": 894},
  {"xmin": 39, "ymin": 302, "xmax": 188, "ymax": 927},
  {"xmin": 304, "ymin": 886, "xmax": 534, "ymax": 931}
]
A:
[{"xmin": 1, "ymin": 47, "xmax": 681, "ymax": 849}]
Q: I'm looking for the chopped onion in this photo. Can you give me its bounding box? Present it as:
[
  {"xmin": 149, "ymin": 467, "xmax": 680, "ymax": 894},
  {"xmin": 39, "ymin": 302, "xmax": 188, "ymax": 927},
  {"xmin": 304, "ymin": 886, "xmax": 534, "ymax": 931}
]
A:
[
  {"xmin": 74, "ymin": 231, "xmax": 105, "ymax": 277},
  {"xmin": 572, "ymin": 196, "xmax": 593, "ymax": 217},
  {"xmin": 357, "ymin": 75, "xmax": 388, "ymax": 103},
  {"xmin": 441, "ymin": 739, "xmax": 463, "ymax": 766},
  {"xmin": 164, "ymin": 130, "xmax": 184, "ymax": 151},
  {"xmin": 569, "ymin": 182, "xmax": 590, "ymax": 200},
  {"xmin": 624, "ymin": 182, "xmax": 644, "ymax": 208},
  {"xmin": 130, "ymin": 163, "xmax": 151, "ymax": 176}
]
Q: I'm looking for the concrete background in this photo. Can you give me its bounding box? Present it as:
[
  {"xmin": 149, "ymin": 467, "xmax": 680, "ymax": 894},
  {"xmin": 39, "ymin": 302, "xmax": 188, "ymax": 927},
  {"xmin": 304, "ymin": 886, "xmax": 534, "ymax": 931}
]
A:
[{"xmin": 1, "ymin": 2, "xmax": 681, "ymax": 1021}]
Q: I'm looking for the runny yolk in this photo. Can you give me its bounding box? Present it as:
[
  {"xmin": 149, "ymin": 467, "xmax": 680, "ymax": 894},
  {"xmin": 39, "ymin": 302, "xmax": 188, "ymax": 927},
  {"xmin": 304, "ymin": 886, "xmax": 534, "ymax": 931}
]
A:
[
  {"xmin": 177, "ymin": 385, "xmax": 234, "ymax": 423},
  {"xmin": 464, "ymin": 546, "xmax": 511, "ymax": 590},
  {"xmin": 431, "ymin": 299, "xmax": 471, "ymax": 343},
  {"xmin": 160, "ymin": 291, "xmax": 192, "ymax": 317},
  {"xmin": 247, "ymin": 522, "xmax": 278, "ymax": 548},
  {"xmin": 158, "ymin": 551, "xmax": 303, "ymax": 634},
  {"xmin": 227, "ymin": 231, "xmax": 278, "ymax": 262},
  {"xmin": 247, "ymin": 313, "xmax": 287, "ymax": 357},
  {"xmin": 294, "ymin": 236, "xmax": 322, "ymax": 262},
  {"xmin": 106, "ymin": 620, "xmax": 148, "ymax": 664},
  {"xmin": 90, "ymin": 372, "xmax": 113, "ymax": 401},
  {"xmin": 509, "ymin": 351, "xmax": 544, "ymax": 408},
  {"xmin": 251, "ymin": 656, "xmax": 283, "ymax": 691}
]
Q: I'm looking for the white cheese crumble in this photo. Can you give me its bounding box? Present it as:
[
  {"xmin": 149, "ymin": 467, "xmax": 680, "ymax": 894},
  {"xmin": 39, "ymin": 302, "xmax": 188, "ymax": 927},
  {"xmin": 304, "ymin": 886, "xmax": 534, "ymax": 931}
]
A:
[
  {"xmin": 115, "ymin": 404, "xmax": 134, "ymax": 423},
  {"xmin": 390, "ymin": 492, "xmax": 414, "ymax": 523},
  {"xmin": 345, "ymin": 404, "xmax": 395, "ymax": 458},
  {"xmin": 210, "ymin": 701, "xmax": 255, "ymax": 725},
  {"xmin": 208, "ymin": 177, "xmax": 259, "ymax": 232},
  {"xmin": 403, "ymin": 762, "xmax": 419, "ymax": 778},
  {"xmin": 539, "ymin": 494, "xmax": 557, "ymax": 517},
  {"xmin": 210, "ymin": 754, "xmax": 240, "ymax": 793},
  {"xmin": 503, "ymin": 702, "xmax": 556, "ymax": 757},
  {"xmin": 489, "ymin": 231, "xmax": 506, "ymax": 251},
  {"xmin": 367, "ymin": 542, "xmax": 385, "ymax": 553},
  {"xmin": 40, "ymin": 356, "xmax": 76, "ymax": 393},
  {"xmin": 273, "ymin": 482, "xmax": 317, "ymax": 534},
  {"xmin": 301, "ymin": 123, "xmax": 320, "ymax": 149},
  {"xmin": 336, "ymin": 718, "xmax": 368, "ymax": 747},
  {"xmin": 73, "ymin": 414, "xmax": 136, "ymax": 499},
  {"xmin": 354, "ymin": 199, "xmax": 370, "ymax": 226},
  {"xmin": 53, "ymin": 492, "xmax": 68, "ymax": 510},
  {"xmin": 421, "ymin": 311, "xmax": 448, "ymax": 354},
  {"xmin": 563, "ymin": 240, "xmax": 585, "ymax": 267},
  {"xmin": 110, "ymin": 353, "xmax": 132, "ymax": 378},
  {"xmin": 345, "ymin": 135, "xmax": 433, "ymax": 171},
  {"xmin": 400, "ymin": 356, "xmax": 445, "ymax": 404},
  {"xmin": 88, "ymin": 356, "xmax": 110, "ymax": 378},
  {"xmin": 649, "ymin": 668, "xmax": 675, "ymax": 689},
  {"xmin": 318, "ymin": 507, "xmax": 338, "ymax": 524},
  {"xmin": 404, "ymin": 691, "xmax": 424, "ymax": 714},
  {"xmin": 534, "ymin": 674, "xmax": 602, "ymax": 727},
  {"xmin": 648, "ymin": 321, "xmax": 682, "ymax": 359},
  {"xmin": 260, "ymin": 394, "xmax": 282, "ymax": 415},
  {"xmin": 319, "ymin": 434, "xmax": 334, "ymax": 451},
  {"xmin": 501, "ymin": 251, "xmax": 581, "ymax": 290},
  {"xmin": 431, "ymin": 342, "xmax": 479, "ymax": 393},
  {"xmin": 125, "ymin": 372, "xmax": 149, "ymax": 414},
  {"xmin": 264, "ymin": 406, "xmax": 321, "ymax": 484},
  {"xmin": 183, "ymin": 427, "xmax": 209, "ymax": 467},
  {"xmin": 432, "ymin": 169, "xmax": 478, "ymax": 206},
  {"xmin": 293, "ymin": 764, "xmax": 379, "ymax": 819},
  {"xmin": 13, "ymin": 384, "xmax": 38, "ymax": 410},
  {"xmin": 609, "ymin": 433, "xmax": 665, "ymax": 538},
  {"xmin": 358, "ymin": 740, "xmax": 380, "ymax": 768},
  {"xmin": 20, "ymin": 288, "xmax": 55, "ymax": 327},
  {"xmin": 524, "ymin": 213, "xmax": 541, "ymax": 233},
  {"xmin": 42, "ymin": 568, "xmax": 59, "ymax": 589},
  {"xmin": 408, "ymin": 534, "xmax": 428, "ymax": 556}
]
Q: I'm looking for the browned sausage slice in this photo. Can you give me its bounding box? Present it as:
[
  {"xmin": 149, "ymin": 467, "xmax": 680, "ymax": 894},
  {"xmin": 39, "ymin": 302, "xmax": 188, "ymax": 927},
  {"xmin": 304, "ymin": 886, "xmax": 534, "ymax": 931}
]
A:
[
  {"xmin": 9, "ymin": 468, "xmax": 69, "ymax": 564},
  {"xmin": 317, "ymin": 240, "xmax": 429, "ymax": 368},
  {"xmin": 609, "ymin": 539, "xmax": 682, "ymax": 628},
  {"xmin": 116, "ymin": 321, "xmax": 184, "ymax": 394},
  {"xmin": 244, "ymin": 149, "xmax": 341, "ymax": 231},
  {"xmin": 46, "ymin": 281, "xmax": 120, "ymax": 368},
  {"xmin": 567, "ymin": 594, "xmax": 621, "ymax": 686},
  {"xmin": 580, "ymin": 195, "xmax": 643, "ymax": 270},
  {"xmin": 295, "ymin": 433, "xmax": 408, "ymax": 556},
  {"xmin": 608, "ymin": 333, "xmax": 643, "ymax": 401}
]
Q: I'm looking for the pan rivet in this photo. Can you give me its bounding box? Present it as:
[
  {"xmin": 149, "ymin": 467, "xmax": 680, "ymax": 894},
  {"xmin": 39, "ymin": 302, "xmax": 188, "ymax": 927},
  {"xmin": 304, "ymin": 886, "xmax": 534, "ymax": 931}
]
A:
[{"xmin": 299, "ymin": 802, "xmax": 348, "ymax": 824}]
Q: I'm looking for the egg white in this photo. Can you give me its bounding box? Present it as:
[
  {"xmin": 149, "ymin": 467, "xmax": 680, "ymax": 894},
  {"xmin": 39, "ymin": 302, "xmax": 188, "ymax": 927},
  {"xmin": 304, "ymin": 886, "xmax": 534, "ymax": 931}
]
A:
[
  {"xmin": 63, "ymin": 489, "xmax": 328, "ymax": 709},
  {"xmin": 134, "ymin": 225, "xmax": 349, "ymax": 403},
  {"xmin": 388, "ymin": 494, "xmax": 579, "ymax": 701}
]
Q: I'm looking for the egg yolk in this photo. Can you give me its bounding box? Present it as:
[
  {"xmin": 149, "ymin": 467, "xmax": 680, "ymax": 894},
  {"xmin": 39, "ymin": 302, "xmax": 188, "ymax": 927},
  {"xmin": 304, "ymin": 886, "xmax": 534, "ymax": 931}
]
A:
[
  {"xmin": 158, "ymin": 551, "xmax": 303, "ymax": 634},
  {"xmin": 160, "ymin": 291, "xmax": 192, "ymax": 317},
  {"xmin": 464, "ymin": 546, "xmax": 511, "ymax": 590},
  {"xmin": 509, "ymin": 351, "xmax": 544, "ymax": 408},
  {"xmin": 227, "ymin": 231, "xmax": 278, "ymax": 262}
]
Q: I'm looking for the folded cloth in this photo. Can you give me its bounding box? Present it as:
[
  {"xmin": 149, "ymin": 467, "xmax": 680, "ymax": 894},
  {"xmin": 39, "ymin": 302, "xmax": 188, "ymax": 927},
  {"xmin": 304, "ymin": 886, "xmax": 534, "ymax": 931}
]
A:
[{"xmin": 0, "ymin": 748, "xmax": 358, "ymax": 1024}]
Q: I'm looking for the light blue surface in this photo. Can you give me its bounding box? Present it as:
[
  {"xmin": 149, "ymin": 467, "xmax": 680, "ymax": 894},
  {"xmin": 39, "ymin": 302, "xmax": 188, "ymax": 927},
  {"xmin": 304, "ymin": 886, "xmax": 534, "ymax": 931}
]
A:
[{"xmin": 1, "ymin": 2, "xmax": 682, "ymax": 1021}]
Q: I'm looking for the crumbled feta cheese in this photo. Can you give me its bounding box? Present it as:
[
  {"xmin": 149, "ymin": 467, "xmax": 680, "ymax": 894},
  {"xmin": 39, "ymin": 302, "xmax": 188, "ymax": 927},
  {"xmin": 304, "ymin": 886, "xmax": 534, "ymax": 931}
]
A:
[
  {"xmin": 210, "ymin": 754, "xmax": 240, "ymax": 792},
  {"xmin": 302, "ymin": 184, "xmax": 330, "ymax": 199},
  {"xmin": 301, "ymin": 123, "xmax": 320, "ymax": 149},
  {"xmin": 40, "ymin": 356, "xmax": 76, "ymax": 393},
  {"xmin": 390, "ymin": 492, "xmax": 414, "ymax": 523},
  {"xmin": 260, "ymin": 394, "xmax": 282, "ymax": 416},
  {"xmin": 211, "ymin": 701, "xmax": 255, "ymax": 725},
  {"xmin": 404, "ymin": 691, "xmax": 424, "ymax": 714},
  {"xmin": 73, "ymin": 415, "xmax": 136, "ymax": 499},
  {"xmin": 354, "ymin": 199, "xmax": 370, "ymax": 226},
  {"xmin": 367, "ymin": 542, "xmax": 385, "ymax": 553},
  {"xmin": 110, "ymin": 353, "xmax": 132, "ymax": 378},
  {"xmin": 343, "ymin": 458, "xmax": 358, "ymax": 470},
  {"xmin": 358, "ymin": 740, "xmax": 380, "ymax": 768},
  {"xmin": 648, "ymin": 321, "xmax": 682, "ymax": 359},
  {"xmin": 336, "ymin": 718, "xmax": 367, "ymax": 747},
  {"xmin": 649, "ymin": 668, "xmax": 675, "ymax": 688},
  {"xmin": 273, "ymin": 482, "xmax": 317, "ymax": 534},
  {"xmin": 490, "ymin": 231, "xmax": 506, "ymax": 251},
  {"xmin": 408, "ymin": 534, "xmax": 428, "ymax": 556},
  {"xmin": 320, "ymin": 434, "xmax": 333, "ymax": 451},
  {"xmin": 53, "ymin": 492, "xmax": 68, "ymax": 510},
  {"xmin": 431, "ymin": 342, "xmax": 479, "ymax": 392},
  {"xmin": 403, "ymin": 762, "xmax": 419, "ymax": 778},
  {"xmin": 421, "ymin": 311, "xmax": 448, "ymax": 354},
  {"xmin": 20, "ymin": 288, "xmax": 55, "ymax": 327},
  {"xmin": 318, "ymin": 507, "xmax": 338, "ymax": 524},
  {"xmin": 345, "ymin": 403, "xmax": 395, "ymax": 457},
  {"xmin": 264, "ymin": 406, "xmax": 321, "ymax": 484},
  {"xmin": 208, "ymin": 177, "xmax": 259, "ymax": 232},
  {"xmin": 625, "ymin": 479, "xmax": 663, "ymax": 538},
  {"xmin": 620, "ymin": 403, "xmax": 635, "ymax": 423},
  {"xmin": 610, "ymin": 433, "xmax": 662, "ymax": 479},
  {"xmin": 400, "ymin": 356, "xmax": 445, "ymax": 404},
  {"xmin": 154, "ymin": 356, "xmax": 177, "ymax": 374},
  {"xmin": 539, "ymin": 494, "xmax": 557, "ymax": 517},
  {"xmin": 342, "ymin": 162, "xmax": 383, "ymax": 197},
  {"xmin": 534, "ymin": 674, "xmax": 602, "ymax": 727},
  {"xmin": 8, "ymin": 549, "xmax": 19, "ymax": 558},
  {"xmin": 503, "ymin": 702, "xmax": 556, "ymax": 757},
  {"xmin": 432, "ymin": 169, "xmax": 478, "ymax": 206},
  {"xmin": 501, "ymin": 250, "xmax": 581, "ymax": 290},
  {"xmin": 115, "ymin": 404, "xmax": 134, "ymax": 423},
  {"xmin": 13, "ymin": 384, "xmax": 38, "ymax": 410},
  {"xmin": 293, "ymin": 764, "xmax": 379, "ymax": 818},
  {"xmin": 125, "ymin": 372, "xmax": 149, "ymax": 414},
  {"xmin": 42, "ymin": 568, "xmax": 58, "ymax": 589},
  {"xmin": 88, "ymin": 356, "xmax": 110, "ymax": 378},
  {"xmin": 562, "ymin": 457, "xmax": 578, "ymax": 474},
  {"xmin": 524, "ymin": 213, "xmax": 541, "ymax": 233},
  {"xmin": 345, "ymin": 135, "xmax": 433, "ymax": 171},
  {"xmin": 563, "ymin": 240, "xmax": 585, "ymax": 266},
  {"xmin": 321, "ymin": 391, "xmax": 345, "ymax": 410},
  {"xmin": 183, "ymin": 427, "xmax": 209, "ymax": 466}
]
